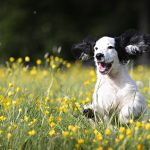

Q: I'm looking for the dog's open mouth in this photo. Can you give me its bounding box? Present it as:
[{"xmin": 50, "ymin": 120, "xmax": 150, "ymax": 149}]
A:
[{"xmin": 97, "ymin": 61, "xmax": 113, "ymax": 74}]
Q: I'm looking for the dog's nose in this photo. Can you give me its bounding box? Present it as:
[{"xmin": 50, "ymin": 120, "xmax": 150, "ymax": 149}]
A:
[{"xmin": 96, "ymin": 53, "xmax": 104, "ymax": 60}]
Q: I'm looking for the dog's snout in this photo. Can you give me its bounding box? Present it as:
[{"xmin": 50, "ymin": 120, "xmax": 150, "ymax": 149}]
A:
[{"xmin": 96, "ymin": 53, "xmax": 104, "ymax": 60}]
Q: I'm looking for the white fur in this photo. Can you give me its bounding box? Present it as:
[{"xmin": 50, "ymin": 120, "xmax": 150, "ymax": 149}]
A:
[{"xmin": 87, "ymin": 37, "xmax": 147, "ymax": 124}]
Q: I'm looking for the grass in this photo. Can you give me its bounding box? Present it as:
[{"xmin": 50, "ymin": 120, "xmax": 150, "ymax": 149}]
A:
[{"xmin": 0, "ymin": 56, "xmax": 150, "ymax": 150}]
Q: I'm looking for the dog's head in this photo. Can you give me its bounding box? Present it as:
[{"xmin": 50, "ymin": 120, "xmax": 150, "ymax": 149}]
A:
[
  {"xmin": 72, "ymin": 29, "xmax": 150, "ymax": 75},
  {"xmin": 94, "ymin": 37, "xmax": 119, "ymax": 74}
]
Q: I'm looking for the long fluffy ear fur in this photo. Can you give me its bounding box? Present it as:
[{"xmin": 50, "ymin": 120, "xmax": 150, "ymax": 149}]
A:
[
  {"xmin": 115, "ymin": 29, "xmax": 150, "ymax": 63},
  {"xmin": 72, "ymin": 36, "xmax": 99, "ymax": 61}
]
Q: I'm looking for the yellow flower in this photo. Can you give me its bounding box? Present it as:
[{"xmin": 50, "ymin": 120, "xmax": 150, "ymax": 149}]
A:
[
  {"xmin": 146, "ymin": 134, "xmax": 150, "ymax": 139},
  {"xmin": 25, "ymin": 56, "xmax": 30, "ymax": 62},
  {"xmin": 24, "ymin": 115, "xmax": 29, "ymax": 122},
  {"xmin": 48, "ymin": 116, "xmax": 54, "ymax": 122},
  {"xmin": 68, "ymin": 125, "xmax": 79, "ymax": 132},
  {"xmin": 96, "ymin": 146, "xmax": 103, "ymax": 150},
  {"xmin": 129, "ymin": 119, "xmax": 134, "ymax": 124},
  {"xmin": 118, "ymin": 134, "xmax": 124, "ymax": 140},
  {"xmin": 66, "ymin": 63, "xmax": 71, "ymax": 68},
  {"xmin": 0, "ymin": 130, "xmax": 3, "ymax": 134},
  {"xmin": 137, "ymin": 144, "xmax": 144, "ymax": 150},
  {"xmin": 62, "ymin": 131, "xmax": 69, "ymax": 137},
  {"xmin": 8, "ymin": 91, "xmax": 14, "ymax": 97},
  {"xmin": 75, "ymin": 144, "xmax": 80, "ymax": 149},
  {"xmin": 108, "ymin": 147, "xmax": 113, "ymax": 150},
  {"xmin": 28, "ymin": 130, "xmax": 36, "ymax": 136},
  {"xmin": 49, "ymin": 129, "xmax": 56, "ymax": 136},
  {"xmin": 56, "ymin": 117, "xmax": 62, "ymax": 122},
  {"xmin": 105, "ymin": 128, "xmax": 111, "ymax": 135},
  {"xmin": 36, "ymin": 59, "xmax": 42, "ymax": 65},
  {"xmin": 17, "ymin": 57, "xmax": 23, "ymax": 63},
  {"xmin": 50, "ymin": 122, "xmax": 56, "ymax": 127},
  {"xmin": 16, "ymin": 87, "xmax": 20, "ymax": 92},
  {"xmin": 9, "ymin": 57, "xmax": 15, "ymax": 62},
  {"xmin": 119, "ymin": 127, "xmax": 125, "ymax": 133},
  {"xmin": 136, "ymin": 121, "xmax": 142, "ymax": 128},
  {"xmin": 77, "ymin": 139, "xmax": 84, "ymax": 144},
  {"xmin": 8, "ymin": 83, "xmax": 13, "ymax": 88},
  {"xmin": 0, "ymin": 116, "xmax": 6, "ymax": 121},
  {"xmin": 7, "ymin": 133, "xmax": 12, "ymax": 139},
  {"xmin": 126, "ymin": 128, "xmax": 132, "ymax": 138},
  {"xmin": 115, "ymin": 138, "xmax": 120, "ymax": 143},
  {"xmin": 145, "ymin": 123, "xmax": 150, "ymax": 130}
]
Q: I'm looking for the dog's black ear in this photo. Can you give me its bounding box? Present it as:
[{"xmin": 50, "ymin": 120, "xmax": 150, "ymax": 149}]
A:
[
  {"xmin": 72, "ymin": 36, "xmax": 99, "ymax": 60},
  {"xmin": 115, "ymin": 29, "xmax": 150, "ymax": 63}
]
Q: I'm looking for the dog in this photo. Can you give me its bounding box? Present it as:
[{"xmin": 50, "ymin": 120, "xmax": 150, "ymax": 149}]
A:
[{"xmin": 72, "ymin": 29, "xmax": 150, "ymax": 124}]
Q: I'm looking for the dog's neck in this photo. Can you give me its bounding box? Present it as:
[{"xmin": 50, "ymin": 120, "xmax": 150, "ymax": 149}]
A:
[{"xmin": 96, "ymin": 64, "xmax": 133, "ymax": 86}]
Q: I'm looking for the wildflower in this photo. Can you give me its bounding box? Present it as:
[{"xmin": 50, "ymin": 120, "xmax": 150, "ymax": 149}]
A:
[
  {"xmin": 66, "ymin": 63, "xmax": 71, "ymax": 68},
  {"xmin": 56, "ymin": 116, "xmax": 62, "ymax": 122},
  {"xmin": 16, "ymin": 87, "xmax": 20, "ymax": 92},
  {"xmin": 28, "ymin": 118, "xmax": 37, "ymax": 126},
  {"xmin": 12, "ymin": 101, "xmax": 17, "ymax": 105},
  {"xmin": 48, "ymin": 116, "xmax": 54, "ymax": 122},
  {"xmin": 7, "ymin": 133, "xmax": 12, "ymax": 139},
  {"xmin": 137, "ymin": 144, "xmax": 144, "ymax": 150},
  {"xmin": 8, "ymin": 83, "xmax": 13, "ymax": 88},
  {"xmin": 75, "ymin": 144, "xmax": 80, "ymax": 149},
  {"xmin": 36, "ymin": 59, "xmax": 42, "ymax": 65},
  {"xmin": 0, "ymin": 116, "xmax": 6, "ymax": 121},
  {"xmin": 118, "ymin": 134, "xmax": 124, "ymax": 140},
  {"xmin": 77, "ymin": 139, "xmax": 84, "ymax": 144},
  {"xmin": 49, "ymin": 129, "xmax": 56, "ymax": 136},
  {"xmin": 105, "ymin": 128, "xmax": 111, "ymax": 135},
  {"xmin": 136, "ymin": 121, "xmax": 142, "ymax": 128},
  {"xmin": 84, "ymin": 129, "xmax": 89, "ymax": 133},
  {"xmin": 18, "ymin": 108, "xmax": 22, "ymax": 113},
  {"xmin": 146, "ymin": 134, "xmax": 150, "ymax": 139},
  {"xmin": 9, "ymin": 57, "xmax": 15, "ymax": 62},
  {"xmin": 0, "ymin": 129, "xmax": 3, "ymax": 134},
  {"xmin": 145, "ymin": 123, "xmax": 150, "ymax": 130},
  {"xmin": 126, "ymin": 128, "xmax": 132, "ymax": 138},
  {"xmin": 50, "ymin": 122, "xmax": 56, "ymax": 127},
  {"xmin": 96, "ymin": 146, "xmax": 103, "ymax": 150},
  {"xmin": 8, "ymin": 91, "xmax": 14, "ymax": 97},
  {"xmin": 17, "ymin": 57, "xmax": 23, "ymax": 63},
  {"xmin": 25, "ymin": 56, "xmax": 30, "ymax": 62},
  {"xmin": 62, "ymin": 131, "xmax": 69, "ymax": 137},
  {"xmin": 129, "ymin": 119, "xmax": 134, "ymax": 124},
  {"xmin": 119, "ymin": 127, "xmax": 125, "ymax": 133},
  {"xmin": 28, "ymin": 130, "xmax": 36, "ymax": 136},
  {"xmin": 108, "ymin": 147, "xmax": 113, "ymax": 150},
  {"xmin": 115, "ymin": 138, "xmax": 120, "ymax": 143},
  {"xmin": 24, "ymin": 115, "xmax": 29, "ymax": 122},
  {"xmin": 68, "ymin": 125, "xmax": 79, "ymax": 132}
]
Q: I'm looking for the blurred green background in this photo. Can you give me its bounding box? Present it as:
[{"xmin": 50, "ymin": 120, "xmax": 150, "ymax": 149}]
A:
[{"xmin": 0, "ymin": 0, "xmax": 150, "ymax": 63}]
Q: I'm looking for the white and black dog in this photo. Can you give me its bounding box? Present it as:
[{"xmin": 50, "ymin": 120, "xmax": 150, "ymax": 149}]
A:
[{"xmin": 72, "ymin": 30, "xmax": 150, "ymax": 124}]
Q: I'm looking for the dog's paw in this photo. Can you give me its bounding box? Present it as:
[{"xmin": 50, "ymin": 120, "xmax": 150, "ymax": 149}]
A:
[{"xmin": 83, "ymin": 108, "xmax": 94, "ymax": 118}]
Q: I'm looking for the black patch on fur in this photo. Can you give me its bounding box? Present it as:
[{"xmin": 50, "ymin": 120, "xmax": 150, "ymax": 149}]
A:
[
  {"xmin": 83, "ymin": 108, "xmax": 94, "ymax": 119},
  {"xmin": 72, "ymin": 36, "xmax": 99, "ymax": 60},
  {"xmin": 115, "ymin": 29, "xmax": 150, "ymax": 64}
]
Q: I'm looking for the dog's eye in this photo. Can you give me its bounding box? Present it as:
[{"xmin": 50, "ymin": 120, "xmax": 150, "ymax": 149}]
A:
[
  {"xmin": 108, "ymin": 46, "xmax": 114, "ymax": 49},
  {"xmin": 95, "ymin": 47, "xmax": 98, "ymax": 50}
]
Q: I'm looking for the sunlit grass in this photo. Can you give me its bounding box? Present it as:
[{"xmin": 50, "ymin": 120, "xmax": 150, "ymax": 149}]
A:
[{"xmin": 0, "ymin": 56, "xmax": 149, "ymax": 149}]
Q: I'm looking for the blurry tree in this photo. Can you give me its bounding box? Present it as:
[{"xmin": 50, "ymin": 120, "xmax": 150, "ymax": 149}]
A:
[{"xmin": 0, "ymin": 0, "xmax": 149, "ymax": 62}]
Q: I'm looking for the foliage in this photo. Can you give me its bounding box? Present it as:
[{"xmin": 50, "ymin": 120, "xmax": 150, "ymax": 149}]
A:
[
  {"xmin": 0, "ymin": 56, "xmax": 149, "ymax": 149},
  {"xmin": 0, "ymin": 0, "xmax": 149, "ymax": 61}
]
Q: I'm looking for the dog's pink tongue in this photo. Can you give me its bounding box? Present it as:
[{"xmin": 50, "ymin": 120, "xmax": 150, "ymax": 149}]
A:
[{"xmin": 99, "ymin": 63, "xmax": 106, "ymax": 72}]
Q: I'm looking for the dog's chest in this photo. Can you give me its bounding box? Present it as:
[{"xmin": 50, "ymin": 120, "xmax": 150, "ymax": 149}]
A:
[{"xmin": 93, "ymin": 77, "xmax": 120, "ymax": 111}]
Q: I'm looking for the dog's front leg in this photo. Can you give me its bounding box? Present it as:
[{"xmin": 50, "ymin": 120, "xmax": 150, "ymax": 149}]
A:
[{"xmin": 82, "ymin": 103, "xmax": 95, "ymax": 119}]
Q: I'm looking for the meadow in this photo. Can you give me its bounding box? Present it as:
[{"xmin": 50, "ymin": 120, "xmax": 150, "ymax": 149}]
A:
[{"xmin": 0, "ymin": 56, "xmax": 150, "ymax": 150}]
